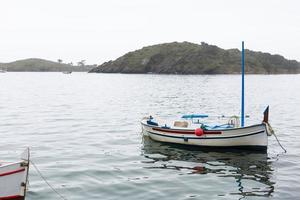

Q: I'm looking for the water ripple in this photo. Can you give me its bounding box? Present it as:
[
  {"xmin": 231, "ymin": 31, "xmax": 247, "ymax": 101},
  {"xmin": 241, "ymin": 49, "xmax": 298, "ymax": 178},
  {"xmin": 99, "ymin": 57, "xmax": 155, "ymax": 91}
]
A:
[{"xmin": 0, "ymin": 73, "xmax": 299, "ymax": 199}]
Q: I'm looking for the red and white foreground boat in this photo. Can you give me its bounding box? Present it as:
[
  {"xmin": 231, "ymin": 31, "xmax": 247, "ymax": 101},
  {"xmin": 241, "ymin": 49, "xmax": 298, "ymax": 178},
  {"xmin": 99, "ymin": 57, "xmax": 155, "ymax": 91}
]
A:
[{"xmin": 0, "ymin": 149, "xmax": 30, "ymax": 200}]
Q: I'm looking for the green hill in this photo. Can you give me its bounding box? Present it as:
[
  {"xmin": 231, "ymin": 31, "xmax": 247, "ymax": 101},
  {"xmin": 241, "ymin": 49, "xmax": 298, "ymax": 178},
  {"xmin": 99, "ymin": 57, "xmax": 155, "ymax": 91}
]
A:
[
  {"xmin": 89, "ymin": 42, "xmax": 300, "ymax": 74},
  {"xmin": 0, "ymin": 58, "xmax": 93, "ymax": 72}
]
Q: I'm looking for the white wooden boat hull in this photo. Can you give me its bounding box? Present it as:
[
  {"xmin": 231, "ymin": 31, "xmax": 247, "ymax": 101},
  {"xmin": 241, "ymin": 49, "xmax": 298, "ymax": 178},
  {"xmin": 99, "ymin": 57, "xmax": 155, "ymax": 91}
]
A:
[
  {"xmin": 0, "ymin": 149, "xmax": 29, "ymax": 200},
  {"xmin": 141, "ymin": 119, "xmax": 268, "ymax": 150}
]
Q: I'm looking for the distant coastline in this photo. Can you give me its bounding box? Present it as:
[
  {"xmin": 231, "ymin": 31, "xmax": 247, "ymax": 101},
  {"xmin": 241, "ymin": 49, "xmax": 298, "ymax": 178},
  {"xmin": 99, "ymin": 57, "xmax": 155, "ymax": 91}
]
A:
[
  {"xmin": 1, "ymin": 42, "xmax": 299, "ymax": 74},
  {"xmin": 0, "ymin": 58, "xmax": 95, "ymax": 72},
  {"xmin": 89, "ymin": 42, "xmax": 300, "ymax": 74}
]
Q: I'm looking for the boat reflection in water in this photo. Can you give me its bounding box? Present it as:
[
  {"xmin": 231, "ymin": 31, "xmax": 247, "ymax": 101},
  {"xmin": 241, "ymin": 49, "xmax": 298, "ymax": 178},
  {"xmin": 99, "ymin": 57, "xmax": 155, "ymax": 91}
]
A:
[{"xmin": 141, "ymin": 136, "xmax": 274, "ymax": 198}]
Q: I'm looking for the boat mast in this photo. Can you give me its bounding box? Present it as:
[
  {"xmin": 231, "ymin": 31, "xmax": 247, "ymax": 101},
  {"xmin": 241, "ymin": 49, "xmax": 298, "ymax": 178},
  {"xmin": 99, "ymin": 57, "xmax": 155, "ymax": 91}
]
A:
[{"xmin": 241, "ymin": 41, "xmax": 245, "ymax": 127}]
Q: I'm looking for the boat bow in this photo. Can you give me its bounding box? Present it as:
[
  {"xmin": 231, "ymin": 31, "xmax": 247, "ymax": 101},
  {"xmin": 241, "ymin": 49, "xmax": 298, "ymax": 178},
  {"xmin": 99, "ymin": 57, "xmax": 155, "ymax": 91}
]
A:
[{"xmin": 0, "ymin": 149, "xmax": 30, "ymax": 200}]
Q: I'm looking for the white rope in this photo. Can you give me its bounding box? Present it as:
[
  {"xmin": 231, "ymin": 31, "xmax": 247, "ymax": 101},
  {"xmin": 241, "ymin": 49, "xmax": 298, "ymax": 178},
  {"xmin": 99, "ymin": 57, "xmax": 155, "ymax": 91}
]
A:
[
  {"xmin": 30, "ymin": 160, "xmax": 68, "ymax": 200},
  {"xmin": 272, "ymin": 132, "xmax": 287, "ymax": 153},
  {"xmin": 264, "ymin": 122, "xmax": 286, "ymax": 153}
]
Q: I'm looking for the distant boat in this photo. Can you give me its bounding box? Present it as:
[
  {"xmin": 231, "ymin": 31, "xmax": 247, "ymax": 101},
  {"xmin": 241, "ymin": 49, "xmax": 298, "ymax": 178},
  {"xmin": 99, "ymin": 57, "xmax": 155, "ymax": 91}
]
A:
[
  {"xmin": 0, "ymin": 69, "xmax": 7, "ymax": 73},
  {"xmin": 0, "ymin": 148, "xmax": 30, "ymax": 200},
  {"xmin": 62, "ymin": 71, "xmax": 72, "ymax": 74},
  {"xmin": 141, "ymin": 42, "xmax": 274, "ymax": 150}
]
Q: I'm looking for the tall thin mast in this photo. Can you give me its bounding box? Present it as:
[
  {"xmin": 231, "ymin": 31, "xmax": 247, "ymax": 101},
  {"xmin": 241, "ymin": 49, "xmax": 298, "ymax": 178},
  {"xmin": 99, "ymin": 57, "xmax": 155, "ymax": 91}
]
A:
[{"xmin": 241, "ymin": 41, "xmax": 245, "ymax": 127}]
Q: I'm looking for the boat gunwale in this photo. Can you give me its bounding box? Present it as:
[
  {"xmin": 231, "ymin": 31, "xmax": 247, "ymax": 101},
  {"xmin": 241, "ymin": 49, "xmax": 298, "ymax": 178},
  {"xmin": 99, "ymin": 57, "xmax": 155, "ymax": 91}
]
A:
[
  {"xmin": 0, "ymin": 161, "xmax": 26, "ymax": 169},
  {"xmin": 141, "ymin": 119, "xmax": 266, "ymax": 132}
]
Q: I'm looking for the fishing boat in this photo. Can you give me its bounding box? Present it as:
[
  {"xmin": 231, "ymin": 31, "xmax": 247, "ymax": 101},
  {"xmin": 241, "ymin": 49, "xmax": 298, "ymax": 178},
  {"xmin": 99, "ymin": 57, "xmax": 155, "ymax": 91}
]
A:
[
  {"xmin": 62, "ymin": 71, "xmax": 72, "ymax": 74},
  {"xmin": 141, "ymin": 42, "xmax": 274, "ymax": 150},
  {"xmin": 0, "ymin": 148, "xmax": 30, "ymax": 200}
]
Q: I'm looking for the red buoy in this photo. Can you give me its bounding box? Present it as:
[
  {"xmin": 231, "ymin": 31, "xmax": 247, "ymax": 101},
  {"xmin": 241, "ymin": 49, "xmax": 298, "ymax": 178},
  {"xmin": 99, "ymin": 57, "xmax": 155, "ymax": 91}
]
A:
[{"xmin": 195, "ymin": 128, "xmax": 204, "ymax": 136}]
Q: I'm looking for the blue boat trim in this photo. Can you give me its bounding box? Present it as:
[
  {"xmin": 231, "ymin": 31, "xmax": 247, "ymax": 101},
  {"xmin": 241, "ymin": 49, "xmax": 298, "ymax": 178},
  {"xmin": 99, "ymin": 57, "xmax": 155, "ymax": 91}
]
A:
[
  {"xmin": 147, "ymin": 130, "xmax": 266, "ymax": 140},
  {"xmin": 147, "ymin": 120, "xmax": 158, "ymax": 126},
  {"xmin": 182, "ymin": 114, "xmax": 208, "ymax": 119}
]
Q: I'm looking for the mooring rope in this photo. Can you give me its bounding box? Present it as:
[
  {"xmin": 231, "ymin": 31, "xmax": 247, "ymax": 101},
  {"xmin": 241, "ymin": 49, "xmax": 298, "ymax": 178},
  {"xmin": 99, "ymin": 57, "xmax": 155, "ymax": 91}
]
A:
[
  {"xmin": 272, "ymin": 132, "xmax": 287, "ymax": 153},
  {"xmin": 264, "ymin": 122, "xmax": 286, "ymax": 153},
  {"xmin": 30, "ymin": 160, "xmax": 68, "ymax": 200}
]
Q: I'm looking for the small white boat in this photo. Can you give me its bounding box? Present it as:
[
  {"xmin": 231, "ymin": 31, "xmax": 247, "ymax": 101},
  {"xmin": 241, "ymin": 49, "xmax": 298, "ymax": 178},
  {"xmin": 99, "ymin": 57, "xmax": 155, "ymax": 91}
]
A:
[
  {"xmin": 0, "ymin": 149, "xmax": 30, "ymax": 200},
  {"xmin": 141, "ymin": 42, "xmax": 274, "ymax": 150},
  {"xmin": 62, "ymin": 71, "xmax": 72, "ymax": 74},
  {"xmin": 141, "ymin": 109, "xmax": 273, "ymax": 150},
  {"xmin": 0, "ymin": 69, "xmax": 7, "ymax": 73}
]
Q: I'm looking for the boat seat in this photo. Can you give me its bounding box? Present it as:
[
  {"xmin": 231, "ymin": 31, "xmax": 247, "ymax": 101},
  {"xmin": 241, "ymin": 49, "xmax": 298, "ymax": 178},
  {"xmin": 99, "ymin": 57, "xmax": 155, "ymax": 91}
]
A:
[
  {"xmin": 174, "ymin": 121, "xmax": 188, "ymax": 128},
  {"xmin": 202, "ymin": 124, "xmax": 233, "ymax": 130}
]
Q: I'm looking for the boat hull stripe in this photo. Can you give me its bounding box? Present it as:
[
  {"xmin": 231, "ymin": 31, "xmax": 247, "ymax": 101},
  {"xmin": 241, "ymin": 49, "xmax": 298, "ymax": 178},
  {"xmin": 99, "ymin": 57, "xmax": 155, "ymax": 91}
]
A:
[
  {"xmin": 0, "ymin": 168, "xmax": 25, "ymax": 177},
  {"xmin": 147, "ymin": 130, "xmax": 265, "ymax": 140},
  {"xmin": 152, "ymin": 128, "xmax": 222, "ymax": 134},
  {"xmin": 0, "ymin": 195, "xmax": 24, "ymax": 200}
]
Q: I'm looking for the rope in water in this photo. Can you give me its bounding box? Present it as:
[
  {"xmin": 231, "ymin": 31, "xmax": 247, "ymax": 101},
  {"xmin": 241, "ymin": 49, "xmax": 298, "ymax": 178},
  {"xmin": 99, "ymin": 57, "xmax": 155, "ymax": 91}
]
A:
[
  {"xmin": 30, "ymin": 160, "xmax": 68, "ymax": 200},
  {"xmin": 265, "ymin": 122, "xmax": 286, "ymax": 153},
  {"xmin": 273, "ymin": 132, "xmax": 287, "ymax": 153}
]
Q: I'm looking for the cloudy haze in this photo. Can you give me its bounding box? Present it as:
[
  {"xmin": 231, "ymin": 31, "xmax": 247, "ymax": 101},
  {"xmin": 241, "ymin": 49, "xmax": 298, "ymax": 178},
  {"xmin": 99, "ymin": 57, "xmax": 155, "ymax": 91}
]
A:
[{"xmin": 1, "ymin": 0, "xmax": 299, "ymax": 64}]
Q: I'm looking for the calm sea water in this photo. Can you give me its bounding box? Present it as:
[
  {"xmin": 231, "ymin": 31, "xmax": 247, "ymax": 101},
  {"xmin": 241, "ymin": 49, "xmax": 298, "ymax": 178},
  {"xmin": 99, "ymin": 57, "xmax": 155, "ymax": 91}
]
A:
[{"xmin": 0, "ymin": 73, "xmax": 299, "ymax": 200}]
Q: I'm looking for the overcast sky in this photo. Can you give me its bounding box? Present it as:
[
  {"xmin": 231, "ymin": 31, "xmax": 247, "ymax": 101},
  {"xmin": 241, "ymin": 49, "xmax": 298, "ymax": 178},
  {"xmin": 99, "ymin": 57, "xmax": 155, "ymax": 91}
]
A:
[{"xmin": 0, "ymin": 0, "xmax": 299, "ymax": 64}]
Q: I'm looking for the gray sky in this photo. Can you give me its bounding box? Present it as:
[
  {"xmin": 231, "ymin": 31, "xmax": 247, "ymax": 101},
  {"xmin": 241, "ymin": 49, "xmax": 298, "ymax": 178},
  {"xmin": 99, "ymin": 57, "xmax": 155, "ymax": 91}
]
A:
[{"xmin": 1, "ymin": 0, "xmax": 299, "ymax": 64}]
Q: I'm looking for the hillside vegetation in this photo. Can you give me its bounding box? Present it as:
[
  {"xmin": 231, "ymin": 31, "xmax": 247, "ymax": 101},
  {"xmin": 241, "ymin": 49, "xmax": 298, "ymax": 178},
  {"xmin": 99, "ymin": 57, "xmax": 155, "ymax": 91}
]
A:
[
  {"xmin": 0, "ymin": 58, "xmax": 93, "ymax": 72},
  {"xmin": 90, "ymin": 42, "xmax": 300, "ymax": 74}
]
